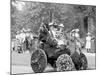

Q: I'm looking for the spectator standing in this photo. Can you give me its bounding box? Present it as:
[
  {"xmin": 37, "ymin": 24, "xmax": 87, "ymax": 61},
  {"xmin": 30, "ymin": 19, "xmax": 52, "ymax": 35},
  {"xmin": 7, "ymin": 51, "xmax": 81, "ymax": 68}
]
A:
[{"xmin": 85, "ymin": 32, "xmax": 92, "ymax": 52}]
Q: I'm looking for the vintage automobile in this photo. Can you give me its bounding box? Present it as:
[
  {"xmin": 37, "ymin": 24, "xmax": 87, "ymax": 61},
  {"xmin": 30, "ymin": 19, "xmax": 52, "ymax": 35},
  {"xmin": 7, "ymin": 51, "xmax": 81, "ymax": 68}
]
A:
[{"xmin": 30, "ymin": 22, "xmax": 88, "ymax": 73}]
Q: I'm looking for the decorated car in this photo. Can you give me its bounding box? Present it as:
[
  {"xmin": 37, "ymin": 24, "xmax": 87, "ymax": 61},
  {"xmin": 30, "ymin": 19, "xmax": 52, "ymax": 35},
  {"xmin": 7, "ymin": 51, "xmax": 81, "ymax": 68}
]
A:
[{"xmin": 30, "ymin": 21, "xmax": 88, "ymax": 73}]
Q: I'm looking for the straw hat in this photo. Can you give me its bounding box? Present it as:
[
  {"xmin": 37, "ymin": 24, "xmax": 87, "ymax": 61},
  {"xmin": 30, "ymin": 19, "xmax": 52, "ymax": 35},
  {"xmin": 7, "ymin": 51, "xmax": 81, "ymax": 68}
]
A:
[
  {"xmin": 75, "ymin": 29, "xmax": 79, "ymax": 32},
  {"xmin": 59, "ymin": 23, "xmax": 64, "ymax": 27},
  {"xmin": 71, "ymin": 29, "xmax": 79, "ymax": 33},
  {"xmin": 49, "ymin": 22, "xmax": 54, "ymax": 26},
  {"xmin": 87, "ymin": 32, "xmax": 91, "ymax": 35}
]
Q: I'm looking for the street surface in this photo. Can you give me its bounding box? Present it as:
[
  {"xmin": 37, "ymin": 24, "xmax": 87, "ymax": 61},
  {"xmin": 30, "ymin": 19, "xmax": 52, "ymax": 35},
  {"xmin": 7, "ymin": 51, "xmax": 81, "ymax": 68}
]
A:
[{"xmin": 11, "ymin": 51, "xmax": 96, "ymax": 74}]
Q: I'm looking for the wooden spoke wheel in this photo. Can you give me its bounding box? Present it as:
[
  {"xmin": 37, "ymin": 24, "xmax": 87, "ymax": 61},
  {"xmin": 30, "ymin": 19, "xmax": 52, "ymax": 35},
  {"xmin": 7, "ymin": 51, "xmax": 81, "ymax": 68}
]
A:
[
  {"xmin": 31, "ymin": 49, "xmax": 47, "ymax": 73},
  {"xmin": 71, "ymin": 52, "xmax": 88, "ymax": 70},
  {"xmin": 80, "ymin": 53, "xmax": 88, "ymax": 70}
]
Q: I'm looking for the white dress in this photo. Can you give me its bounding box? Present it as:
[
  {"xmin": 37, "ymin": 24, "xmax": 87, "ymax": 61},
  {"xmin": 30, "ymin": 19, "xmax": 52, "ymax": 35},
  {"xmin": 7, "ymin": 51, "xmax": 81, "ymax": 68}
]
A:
[{"xmin": 85, "ymin": 36, "xmax": 91, "ymax": 49}]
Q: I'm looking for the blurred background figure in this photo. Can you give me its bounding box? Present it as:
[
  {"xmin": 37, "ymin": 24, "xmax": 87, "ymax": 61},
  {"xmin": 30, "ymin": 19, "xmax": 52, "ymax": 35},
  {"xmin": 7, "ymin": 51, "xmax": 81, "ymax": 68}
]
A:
[
  {"xmin": 85, "ymin": 32, "xmax": 92, "ymax": 53},
  {"xmin": 16, "ymin": 29, "xmax": 26, "ymax": 44},
  {"xmin": 14, "ymin": 28, "xmax": 34, "ymax": 53},
  {"xmin": 70, "ymin": 29, "xmax": 85, "ymax": 53},
  {"xmin": 85, "ymin": 32, "xmax": 95, "ymax": 53},
  {"xmin": 72, "ymin": 29, "xmax": 81, "ymax": 53}
]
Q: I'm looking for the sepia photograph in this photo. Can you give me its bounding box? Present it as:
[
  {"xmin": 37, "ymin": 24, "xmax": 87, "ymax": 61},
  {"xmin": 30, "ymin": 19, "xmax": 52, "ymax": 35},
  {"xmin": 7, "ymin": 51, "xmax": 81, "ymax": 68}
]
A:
[{"xmin": 11, "ymin": 0, "xmax": 96, "ymax": 74}]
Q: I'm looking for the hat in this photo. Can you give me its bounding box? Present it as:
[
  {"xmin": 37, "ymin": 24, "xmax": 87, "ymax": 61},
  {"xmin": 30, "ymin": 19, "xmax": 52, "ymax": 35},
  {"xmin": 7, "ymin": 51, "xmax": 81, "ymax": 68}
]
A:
[
  {"xmin": 49, "ymin": 22, "xmax": 54, "ymax": 26},
  {"xmin": 87, "ymin": 32, "xmax": 91, "ymax": 35},
  {"xmin": 71, "ymin": 29, "xmax": 79, "ymax": 33},
  {"xmin": 75, "ymin": 29, "xmax": 79, "ymax": 32},
  {"xmin": 49, "ymin": 22, "xmax": 58, "ymax": 27},
  {"xmin": 59, "ymin": 23, "xmax": 64, "ymax": 27}
]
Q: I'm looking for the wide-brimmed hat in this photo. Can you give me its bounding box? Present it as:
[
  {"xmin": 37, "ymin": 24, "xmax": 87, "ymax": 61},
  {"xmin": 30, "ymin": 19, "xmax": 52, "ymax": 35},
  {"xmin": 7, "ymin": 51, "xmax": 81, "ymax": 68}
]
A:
[
  {"xmin": 75, "ymin": 29, "xmax": 79, "ymax": 32},
  {"xmin": 71, "ymin": 29, "xmax": 79, "ymax": 32},
  {"xmin": 49, "ymin": 22, "xmax": 54, "ymax": 26},
  {"xmin": 87, "ymin": 32, "xmax": 91, "ymax": 35},
  {"xmin": 59, "ymin": 23, "xmax": 64, "ymax": 27},
  {"xmin": 49, "ymin": 22, "xmax": 58, "ymax": 27}
]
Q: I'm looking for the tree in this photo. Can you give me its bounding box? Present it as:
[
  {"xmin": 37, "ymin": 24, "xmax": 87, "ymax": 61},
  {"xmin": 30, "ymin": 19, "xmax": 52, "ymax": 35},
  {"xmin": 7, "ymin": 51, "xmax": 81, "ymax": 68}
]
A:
[{"xmin": 11, "ymin": 1, "xmax": 96, "ymax": 39}]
